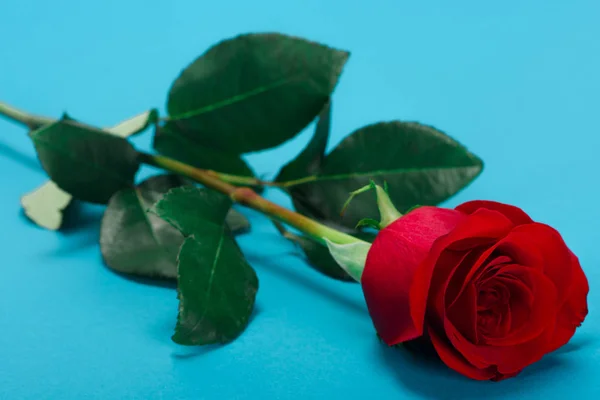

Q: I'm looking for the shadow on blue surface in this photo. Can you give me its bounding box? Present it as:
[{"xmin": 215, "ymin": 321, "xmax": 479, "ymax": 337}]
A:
[
  {"xmin": 169, "ymin": 305, "xmax": 263, "ymax": 360},
  {"xmin": 245, "ymin": 250, "xmax": 366, "ymax": 316},
  {"xmin": 109, "ymin": 269, "xmax": 178, "ymax": 290},
  {"xmin": 21, "ymin": 202, "xmax": 105, "ymax": 256},
  {"xmin": 60, "ymin": 201, "xmax": 105, "ymax": 233},
  {"xmin": 378, "ymin": 335, "xmax": 591, "ymax": 400},
  {"xmin": 0, "ymin": 139, "xmax": 40, "ymax": 173}
]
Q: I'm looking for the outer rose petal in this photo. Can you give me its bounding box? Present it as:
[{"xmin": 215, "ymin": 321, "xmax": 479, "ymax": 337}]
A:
[
  {"xmin": 499, "ymin": 224, "xmax": 574, "ymax": 303},
  {"xmin": 445, "ymin": 268, "xmax": 557, "ymax": 374},
  {"xmin": 548, "ymin": 254, "xmax": 589, "ymax": 352},
  {"xmin": 362, "ymin": 207, "xmax": 465, "ymax": 345},
  {"xmin": 410, "ymin": 209, "xmax": 514, "ymax": 339},
  {"xmin": 428, "ymin": 326, "xmax": 496, "ymax": 381},
  {"xmin": 456, "ymin": 200, "xmax": 534, "ymax": 226}
]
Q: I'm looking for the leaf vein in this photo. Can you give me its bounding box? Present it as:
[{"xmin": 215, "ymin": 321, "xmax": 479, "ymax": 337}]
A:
[
  {"xmin": 283, "ymin": 163, "xmax": 483, "ymax": 187},
  {"xmin": 168, "ymin": 74, "xmax": 304, "ymax": 121},
  {"xmin": 188, "ymin": 229, "xmax": 225, "ymax": 336}
]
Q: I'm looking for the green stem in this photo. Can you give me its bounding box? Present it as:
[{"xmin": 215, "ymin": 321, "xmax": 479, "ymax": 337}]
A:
[
  {"xmin": 0, "ymin": 101, "xmax": 54, "ymax": 130},
  {"xmin": 209, "ymin": 171, "xmax": 264, "ymax": 187},
  {"xmin": 0, "ymin": 100, "xmax": 365, "ymax": 246},
  {"xmin": 268, "ymin": 175, "xmax": 318, "ymax": 188},
  {"xmin": 0, "ymin": 101, "xmax": 263, "ymax": 188},
  {"xmin": 139, "ymin": 153, "xmax": 361, "ymax": 246}
]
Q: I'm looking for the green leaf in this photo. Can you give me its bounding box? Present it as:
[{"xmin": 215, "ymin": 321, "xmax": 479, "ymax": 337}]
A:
[
  {"xmin": 273, "ymin": 220, "xmax": 374, "ymax": 282},
  {"xmin": 151, "ymin": 186, "xmax": 233, "ymax": 236},
  {"xmin": 225, "ymin": 209, "xmax": 251, "ymax": 235},
  {"xmin": 151, "ymin": 187, "xmax": 258, "ymax": 345},
  {"xmin": 100, "ymin": 174, "xmax": 251, "ymax": 279},
  {"xmin": 22, "ymin": 110, "xmax": 158, "ymax": 229},
  {"xmin": 104, "ymin": 109, "xmax": 159, "ymax": 138},
  {"xmin": 356, "ymin": 218, "xmax": 380, "ymax": 230},
  {"xmin": 100, "ymin": 174, "xmax": 189, "ymax": 279},
  {"xmin": 29, "ymin": 118, "xmax": 140, "ymax": 204},
  {"xmin": 166, "ymin": 33, "xmax": 349, "ymax": 154},
  {"xmin": 153, "ymin": 121, "xmax": 255, "ymax": 177},
  {"xmin": 283, "ymin": 122, "xmax": 483, "ymax": 228},
  {"xmin": 174, "ymin": 235, "xmax": 259, "ymax": 345},
  {"xmin": 275, "ymin": 100, "xmax": 331, "ymax": 182}
]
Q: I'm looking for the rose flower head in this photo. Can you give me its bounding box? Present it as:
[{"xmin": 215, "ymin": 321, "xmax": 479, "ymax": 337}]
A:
[{"xmin": 329, "ymin": 183, "xmax": 589, "ymax": 381}]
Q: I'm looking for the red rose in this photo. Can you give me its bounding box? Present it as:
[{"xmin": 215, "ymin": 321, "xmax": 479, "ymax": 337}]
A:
[{"xmin": 362, "ymin": 200, "xmax": 589, "ymax": 381}]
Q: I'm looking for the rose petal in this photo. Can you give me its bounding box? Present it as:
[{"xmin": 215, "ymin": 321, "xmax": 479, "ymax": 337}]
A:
[
  {"xmin": 444, "ymin": 311, "xmax": 555, "ymax": 375},
  {"xmin": 410, "ymin": 209, "xmax": 514, "ymax": 337},
  {"xmin": 447, "ymin": 252, "xmax": 510, "ymax": 310},
  {"xmin": 455, "ymin": 200, "xmax": 534, "ymax": 225},
  {"xmin": 498, "ymin": 223, "xmax": 573, "ymax": 303},
  {"xmin": 439, "ymin": 266, "xmax": 557, "ymax": 374},
  {"xmin": 446, "ymin": 210, "xmax": 515, "ymax": 252},
  {"xmin": 494, "ymin": 275, "xmax": 533, "ymax": 332},
  {"xmin": 428, "ymin": 326, "xmax": 497, "ymax": 380},
  {"xmin": 478, "ymin": 255, "xmax": 512, "ymax": 286},
  {"xmin": 475, "ymin": 280, "xmax": 512, "ymax": 340},
  {"xmin": 362, "ymin": 207, "xmax": 465, "ymax": 345},
  {"xmin": 548, "ymin": 254, "xmax": 589, "ymax": 352},
  {"xmin": 447, "ymin": 283, "xmax": 478, "ymax": 343},
  {"xmin": 494, "ymin": 235, "xmax": 545, "ymax": 270},
  {"xmin": 492, "ymin": 370, "xmax": 522, "ymax": 382},
  {"xmin": 476, "ymin": 327, "xmax": 554, "ymax": 375},
  {"xmin": 496, "ymin": 302, "xmax": 511, "ymax": 338},
  {"xmin": 485, "ymin": 265, "xmax": 557, "ymax": 346}
]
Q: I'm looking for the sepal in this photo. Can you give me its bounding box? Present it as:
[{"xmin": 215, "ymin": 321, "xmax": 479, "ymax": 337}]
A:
[{"xmin": 325, "ymin": 239, "xmax": 371, "ymax": 282}]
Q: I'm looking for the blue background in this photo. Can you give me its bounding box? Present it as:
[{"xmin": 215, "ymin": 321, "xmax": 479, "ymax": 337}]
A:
[{"xmin": 1, "ymin": 0, "xmax": 598, "ymax": 398}]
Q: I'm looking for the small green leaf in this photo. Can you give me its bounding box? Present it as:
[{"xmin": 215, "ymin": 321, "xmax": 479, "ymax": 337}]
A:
[
  {"xmin": 356, "ymin": 218, "xmax": 380, "ymax": 230},
  {"xmin": 273, "ymin": 220, "xmax": 374, "ymax": 282},
  {"xmin": 104, "ymin": 109, "xmax": 158, "ymax": 138},
  {"xmin": 153, "ymin": 121, "xmax": 255, "ymax": 177},
  {"xmin": 29, "ymin": 118, "xmax": 140, "ymax": 204},
  {"xmin": 325, "ymin": 239, "xmax": 371, "ymax": 282},
  {"xmin": 100, "ymin": 175, "xmax": 251, "ymax": 279},
  {"xmin": 275, "ymin": 100, "xmax": 331, "ymax": 182},
  {"xmin": 284, "ymin": 122, "xmax": 483, "ymax": 228},
  {"xmin": 166, "ymin": 33, "xmax": 349, "ymax": 154},
  {"xmin": 152, "ymin": 187, "xmax": 258, "ymax": 345},
  {"xmin": 225, "ymin": 209, "xmax": 251, "ymax": 235},
  {"xmin": 22, "ymin": 110, "xmax": 158, "ymax": 229},
  {"xmin": 287, "ymin": 232, "xmax": 354, "ymax": 282}
]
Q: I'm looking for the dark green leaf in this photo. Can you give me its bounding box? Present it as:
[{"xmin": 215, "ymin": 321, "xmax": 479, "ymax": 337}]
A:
[
  {"xmin": 100, "ymin": 174, "xmax": 189, "ymax": 279},
  {"xmin": 283, "ymin": 122, "xmax": 483, "ymax": 228},
  {"xmin": 29, "ymin": 119, "xmax": 140, "ymax": 204},
  {"xmin": 22, "ymin": 110, "xmax": 159, "ymax": 230},
  {"xmin": 151, "ymin": 186, "xmax": 233, "ymax": 236},
  {"xmin": 100, "ymin": 175, "xmax": 251, "ymax": 280},
  {"xmin": 153, "ymin": 121, "xmax": 256, "ymax": 177},
  {"xmin": 174, "ymin": 235, "xmax": 258, "ymax": 345},
  {"xmin": 151, "ymin": 187, "xmax": 258, "ymax": 345},
  {"xmin": 274, "ymin": 220, "xmax": 374, "ymax": 282},
  {"xmin": 167, "ymin": 33, "xmax": 349, "ymax": 154},
  {"xmin": 275, "ymin": 100, "xmax": 331, "ymax": 182}
]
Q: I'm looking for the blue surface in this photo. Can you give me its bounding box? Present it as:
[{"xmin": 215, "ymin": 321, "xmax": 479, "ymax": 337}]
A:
[{"xmin": 0, "ymin": 0, "xmax": 598, "ymax": 398}]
